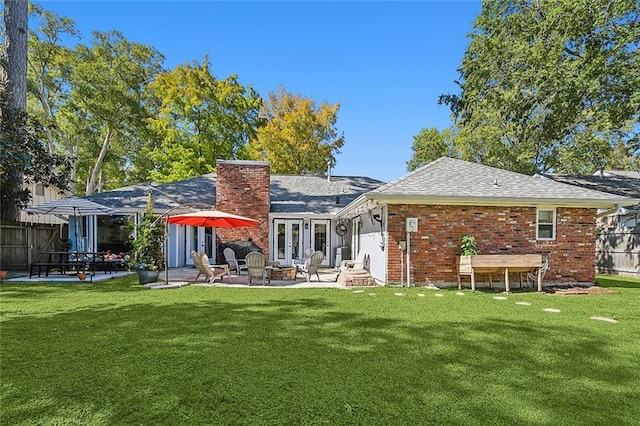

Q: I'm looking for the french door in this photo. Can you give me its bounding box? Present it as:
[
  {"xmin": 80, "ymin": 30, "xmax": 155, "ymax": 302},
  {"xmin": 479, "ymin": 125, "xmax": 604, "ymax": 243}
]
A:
[
  {"xmin": 185, "ymin": 226, "xmax": 216, "ymax": 265},
  {"xmin": 273, "ymin": 219, "xmax": 303, "ymax": 266},
  {"xmin": 310, "ymin": 219, "xmax": 330, "ymax": 266}
]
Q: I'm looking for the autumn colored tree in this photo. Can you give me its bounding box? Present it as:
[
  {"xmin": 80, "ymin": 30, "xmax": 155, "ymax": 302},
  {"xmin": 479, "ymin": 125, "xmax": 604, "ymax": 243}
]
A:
[
  {"xmin": 145, "ymin": 57, "xmax": 262, "ymax": 183},
  {"xmin": 246, "ymin": 86, "xmax": 344, "ymax": 174}
]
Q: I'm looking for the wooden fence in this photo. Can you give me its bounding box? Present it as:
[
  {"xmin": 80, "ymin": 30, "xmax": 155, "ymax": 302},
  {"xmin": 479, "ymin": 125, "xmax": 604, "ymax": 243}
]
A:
[
  {"xmin": 0, "ymin": 222, "xmax": 63, "ymax": 271},
  {"xmin": 597, "ymin": 227, "xmax": 640, "ymax": 276}
]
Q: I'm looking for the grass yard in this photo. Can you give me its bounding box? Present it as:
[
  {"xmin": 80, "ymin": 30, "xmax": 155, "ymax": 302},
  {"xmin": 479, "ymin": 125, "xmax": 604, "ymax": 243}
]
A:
[{"xmin": 1, "ymin": 275, "xmax": 639, "ymax": 425}]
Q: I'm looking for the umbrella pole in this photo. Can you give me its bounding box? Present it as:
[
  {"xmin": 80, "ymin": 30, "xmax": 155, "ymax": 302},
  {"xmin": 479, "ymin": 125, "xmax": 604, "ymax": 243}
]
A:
[{"xmin": 164, "ymin": 219, "xmax": 169, "ymax": 284}]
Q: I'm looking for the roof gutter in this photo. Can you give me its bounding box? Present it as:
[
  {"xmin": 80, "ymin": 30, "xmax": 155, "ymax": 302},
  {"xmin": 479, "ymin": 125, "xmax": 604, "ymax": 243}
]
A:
[{"xmin": 363, "ymin": 193, "xmax": 639, "ymax": 209}]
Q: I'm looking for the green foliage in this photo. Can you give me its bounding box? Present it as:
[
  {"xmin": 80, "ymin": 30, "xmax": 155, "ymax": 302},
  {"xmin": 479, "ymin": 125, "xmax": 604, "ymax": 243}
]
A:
[
  {"xmin": 407, "ymin": 127, "xmax": 455, "ymax": 171},
  {"xmin": 145, "ymin": 57, "xmax": 262, "ymax": 183},
  {"xmin": 460, "ymin": 234, "xmax": 480, "ymax": 255},
  {"xmin": 245, "ymin": 86, "xmax": 345, "ymax": 174},
  {"xmin": 68, "ymin": 31, "xmax": 164, "ymax": 194},
  {"xmin": 127, "ymin": 193, "xmax": 164, "ymax": 271},
  {"xmin": 2, "ymin": 279, "xmax": 640, "ymax": 424},
  {"xmin": 0, "ymin": 88, "xmax": 71, "ymax": 221},
  {"xmin": 441, "ymin": 0, "xmax": 640, "ymax": 174}
]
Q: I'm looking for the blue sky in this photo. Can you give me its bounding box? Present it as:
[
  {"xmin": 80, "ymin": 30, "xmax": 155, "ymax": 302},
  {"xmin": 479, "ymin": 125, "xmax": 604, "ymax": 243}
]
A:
[{"xmin": 36, "ymin": 1, "xmax": 481, "ymax": 182}]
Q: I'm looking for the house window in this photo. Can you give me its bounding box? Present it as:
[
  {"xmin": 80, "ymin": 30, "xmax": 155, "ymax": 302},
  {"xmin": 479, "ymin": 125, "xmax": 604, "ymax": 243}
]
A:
[
  {"xmin": 537, "ymin": 209, "xmax": 555, "ymax": 240},
  {"xmin": 35, "ymin": 184, "xmax": 45, "ymax": 196}
]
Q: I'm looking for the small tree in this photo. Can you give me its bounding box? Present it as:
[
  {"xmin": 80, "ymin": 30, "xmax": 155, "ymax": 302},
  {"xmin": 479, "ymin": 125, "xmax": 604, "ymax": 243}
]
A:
[{"xmin": 127, "ymin": 193, "xmax": 164, "ymax": 271}]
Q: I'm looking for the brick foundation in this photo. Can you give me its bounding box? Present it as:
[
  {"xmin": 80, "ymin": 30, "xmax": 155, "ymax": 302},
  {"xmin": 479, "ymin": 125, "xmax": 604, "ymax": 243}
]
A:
[{"xmin": 386, "ymin": 205, "xmax": 597, "ymax": 285}]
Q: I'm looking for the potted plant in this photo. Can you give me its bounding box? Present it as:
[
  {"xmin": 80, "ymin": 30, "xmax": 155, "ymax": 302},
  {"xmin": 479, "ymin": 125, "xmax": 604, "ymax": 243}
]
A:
[
  {"xmin": 77, "ymin": 271, "xmax": 87, "ymax": 281},
  {"xmin": 460, "ymin": 234, "xmax": 480, "ymax": 256},
  {"xmin": 127, "ymin": 193, "xmax": 165, "ymax": 284},
  {"xmin": 457, "ymin": 234, "xmax": 481, "ymax": 274}
]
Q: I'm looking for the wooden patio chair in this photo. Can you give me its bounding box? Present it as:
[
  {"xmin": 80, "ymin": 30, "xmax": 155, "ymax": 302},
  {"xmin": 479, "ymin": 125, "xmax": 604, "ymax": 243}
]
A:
[
  {"xmin": 223, "ymin": 247, "xmax": 247, "ymax": 275},
  {"xmin": 191, "ymin": 250, "xmax": 229, "ymax": 284},
  {"xmin": 297, "ymin": 250, "xmax": 325, "ymax": 282},
  {"xmin": 245, "ymin": 251, "xmax": 269, "ymax": 286}
]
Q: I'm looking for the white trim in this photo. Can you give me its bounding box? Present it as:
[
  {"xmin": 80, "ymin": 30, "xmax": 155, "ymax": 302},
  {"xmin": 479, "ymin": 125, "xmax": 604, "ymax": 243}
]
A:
[{"xmin": 536, "ymin": 208, "xmax": 556, "ymax": 241}]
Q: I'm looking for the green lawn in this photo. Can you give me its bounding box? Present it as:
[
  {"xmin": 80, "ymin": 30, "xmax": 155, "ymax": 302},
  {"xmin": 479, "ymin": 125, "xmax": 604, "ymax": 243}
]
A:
[{"xmin": 1, "ymin": 275, "xmax": 639, "ymax": 425}]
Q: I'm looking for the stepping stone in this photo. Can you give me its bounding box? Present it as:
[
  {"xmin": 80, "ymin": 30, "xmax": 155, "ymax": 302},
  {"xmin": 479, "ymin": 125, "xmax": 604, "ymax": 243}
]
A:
[
  {"xmin": 543, "ymin": 308, "xmax": 561, "ymax": 313},
  {"xmin": 417, "ymin": 293, "xmax": 425, "ymax": 297},
  {"xmin": 493, "ymin": 296, "xmax": 507, "ymax": 300},
  {"xmin": 590, "ymin": 316, "xmax": 618, "ymax": 323},
  {"xmin": 368, "ymin": 293, "xmax": 376, "ymax": 296},
  {"xmin": 515, "ymin": 301, "xmax": 531, "ymax": 306},
  {"xmin": 434, "ymin": 293, "xmax": 444, "ymax": 297},
  {"xmin": 456, "ymin": 292, "xmax": 464, "ymax": 296},
  {"xmin": 352, "ymin": 290, "xmax": 364, "ymax": 293},
  {"xmin": 394, "ymin": 293, "xmax": 404, "ymax": 296}
]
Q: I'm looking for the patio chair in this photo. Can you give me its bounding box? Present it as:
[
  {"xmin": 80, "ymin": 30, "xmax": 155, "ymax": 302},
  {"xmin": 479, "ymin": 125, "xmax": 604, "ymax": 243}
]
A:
[
  {"xmin": 245, "ymin": 251, "xmax": 269, "ymax": 286},
  {"xmin": 297, "ymin": 250, "xmax": 325, "ymax": 282},
  {"xmin": 339, "ymin": 251, "xmax": 369, "ymax": 272},
  {"xmin": 191, "ymin": 250, "xmax": 229, "ymax": 284},
  {"xmin": 293, "ymin": 248, "xmax": 314, "ymax": 269},
  {"xmin": 224, "ymin": 247, "xmax": 247, "ymax": 275}
]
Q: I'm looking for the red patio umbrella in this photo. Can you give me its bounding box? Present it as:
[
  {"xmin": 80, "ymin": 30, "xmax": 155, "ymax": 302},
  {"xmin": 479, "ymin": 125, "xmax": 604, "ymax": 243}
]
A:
[{"xmin": 165, "ymin": 210, "xmax": 258, "ymax": 228}]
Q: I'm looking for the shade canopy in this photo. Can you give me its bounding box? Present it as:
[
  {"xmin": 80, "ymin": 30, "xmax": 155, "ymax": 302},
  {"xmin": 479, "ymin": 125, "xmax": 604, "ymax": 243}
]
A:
[
  {"xmin": 25, "ymin": 196, "xmax": 119, "ymax": 216},
  {"xmin": 166, "ymin": 210, "xmax": 258, "ymax": 228}
]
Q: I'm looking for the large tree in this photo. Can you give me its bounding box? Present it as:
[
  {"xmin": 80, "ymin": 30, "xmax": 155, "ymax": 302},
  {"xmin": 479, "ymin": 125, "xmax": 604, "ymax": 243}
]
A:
[
  {"xmin": 145, "ymin": 57, "xmax": 262, "ymax": 183},
  {"xmin": 66, "ymin": 31, "xmax": 163, "ymax": 194},
  {"xmin": 406, "ymin": 127, "xmax": 455, "ymax": 171},
  {"xmin": 440, "ymin": 0, "xmax": 640, "ymax": 174},
  {"xmin": 246, "ymin": 86, "xmax": 344, "ymax": 174},
  {"xmin": 1, "ymin": 0, "xmax": 28, "ymax": 221}
]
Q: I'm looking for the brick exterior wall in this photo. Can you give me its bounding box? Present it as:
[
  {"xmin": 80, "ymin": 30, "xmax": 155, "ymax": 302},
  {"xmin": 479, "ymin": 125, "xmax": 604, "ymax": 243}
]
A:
[
  {"xmin": 386, "ymin": 204, "xmax": 597, "ymax": 286},
  {"xmin": 215, "ymin": 161, "xmax": 270, "ymax": 258}
]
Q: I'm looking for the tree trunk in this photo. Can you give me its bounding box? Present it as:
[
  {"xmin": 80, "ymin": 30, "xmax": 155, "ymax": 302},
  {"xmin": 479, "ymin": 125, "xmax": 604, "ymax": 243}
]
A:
[
  {"xmin": 1, "ymin": 0, "xmax": 28, "ymax": 221},
  {"xmin": 2, "ymin": 0, "xmax": 27, "ymax": 111},
  {"xmin": 85, "ymin": 126, "xmax": 112, "ymax": 195}
]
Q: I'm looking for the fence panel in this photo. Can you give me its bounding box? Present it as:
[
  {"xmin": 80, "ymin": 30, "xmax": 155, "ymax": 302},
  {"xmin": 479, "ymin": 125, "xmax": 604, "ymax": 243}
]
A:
[
  {"xmin": 0, "ymin": 222, "xmax": 61, "ymax": 270},
  {"xmin": 597, "ymin": 228, "xmax": 640, "ymax": 275}
]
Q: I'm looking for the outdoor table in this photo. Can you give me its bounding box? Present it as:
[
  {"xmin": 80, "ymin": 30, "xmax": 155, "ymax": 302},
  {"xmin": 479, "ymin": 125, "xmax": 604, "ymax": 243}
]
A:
[{"xmin": 30, "ymin": 251, "xmax": 108, "ymax": 278}]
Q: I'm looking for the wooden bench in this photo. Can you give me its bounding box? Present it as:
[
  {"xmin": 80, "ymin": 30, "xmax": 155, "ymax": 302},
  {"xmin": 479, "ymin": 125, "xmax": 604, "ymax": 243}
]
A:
[{"xmin": 457, "ymin": 254, "xmax": 543, "ymax": 292}]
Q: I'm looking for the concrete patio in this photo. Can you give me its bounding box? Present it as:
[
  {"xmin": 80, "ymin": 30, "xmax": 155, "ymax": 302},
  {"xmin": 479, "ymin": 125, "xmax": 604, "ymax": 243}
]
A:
[{"xmin": 2, "ymin": 266, "xmax": 347, "ymax": 289}]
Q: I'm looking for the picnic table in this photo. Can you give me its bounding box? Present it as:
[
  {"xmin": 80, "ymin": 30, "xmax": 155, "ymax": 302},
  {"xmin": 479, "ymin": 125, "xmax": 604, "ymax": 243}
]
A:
[{"xmin": 29, "ymin": 251, "xmax": 124, "ymax": 278}]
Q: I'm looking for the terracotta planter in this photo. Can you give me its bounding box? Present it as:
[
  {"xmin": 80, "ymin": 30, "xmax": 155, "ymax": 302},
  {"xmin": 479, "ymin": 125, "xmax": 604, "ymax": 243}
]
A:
[
  {"xmin": 0, "ymin": 270, "xmax": 7, "ymax": 280},
  {"xmin": 137, "ymin": 270, "xmax": 160, "ymax": 285},
  {"xmin": 77, "ymin": 272, "xmax": 87, "ymax": 281}
]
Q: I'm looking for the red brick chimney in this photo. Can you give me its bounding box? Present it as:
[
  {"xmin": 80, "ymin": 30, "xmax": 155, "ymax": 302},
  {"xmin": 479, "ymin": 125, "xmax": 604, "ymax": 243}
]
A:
[{"xmin": 215, "ymin": 160, "xmax": 270, "ymax": 258}]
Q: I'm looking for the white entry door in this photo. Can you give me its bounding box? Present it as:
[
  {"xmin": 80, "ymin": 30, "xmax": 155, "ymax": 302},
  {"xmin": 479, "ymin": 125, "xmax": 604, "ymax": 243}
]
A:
[
  {"xmin": 273, "ymin": 219, "xmax": 303, "ymax": 266},
  {"xmin": 310, "ymin": 219, "xmax": 330, "ymax": 266}
]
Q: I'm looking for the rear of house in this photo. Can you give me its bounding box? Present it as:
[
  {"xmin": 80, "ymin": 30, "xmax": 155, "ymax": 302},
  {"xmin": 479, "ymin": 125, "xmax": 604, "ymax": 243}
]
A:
[{"xmin": 339, "ymin": 158, "xmax": 638, "ymax": 287}]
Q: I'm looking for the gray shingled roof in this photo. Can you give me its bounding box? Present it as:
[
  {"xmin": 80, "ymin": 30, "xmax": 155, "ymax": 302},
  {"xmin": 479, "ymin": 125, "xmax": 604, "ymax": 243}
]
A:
[
  {"xmin": 270, "ymin": 175, "xmax": 383, "ymax": 214},
  {"xmin": 85, "ymin": 173, "xmax": 383, "ymax": 215},
  {"xmin": 85, "ymin": 174, "xmax": 217, "ymax": 213},
  {"xmin": 544, "ymin": 171, "xmax": 640, "ymax": 199},
  {"xmin": 366, "ymin": 157, "xmax": 635, "ymax": 206}
]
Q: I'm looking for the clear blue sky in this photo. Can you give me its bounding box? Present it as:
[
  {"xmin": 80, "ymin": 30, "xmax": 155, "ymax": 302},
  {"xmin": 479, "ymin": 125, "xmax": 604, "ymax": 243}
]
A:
[{"xmin": 36, "ymin": 0, "xmax": 482, "ymax": 182}]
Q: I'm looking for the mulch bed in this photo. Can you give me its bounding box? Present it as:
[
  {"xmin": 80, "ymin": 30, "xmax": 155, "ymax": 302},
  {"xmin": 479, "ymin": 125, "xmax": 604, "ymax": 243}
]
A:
[{"xmin": 546, "ymin": 286, "xmax": 618, "ymax": 296}]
